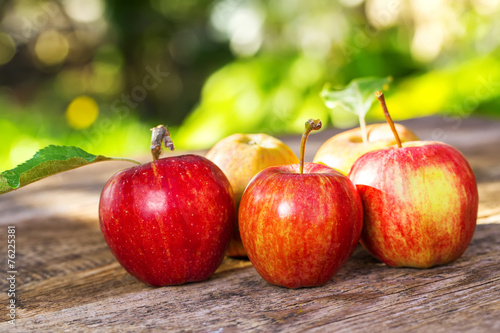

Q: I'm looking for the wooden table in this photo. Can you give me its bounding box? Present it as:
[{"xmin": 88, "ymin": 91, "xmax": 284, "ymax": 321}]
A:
[{"xmin": 1, "ymin": 116, "xmax": 499, "ymax": 332}]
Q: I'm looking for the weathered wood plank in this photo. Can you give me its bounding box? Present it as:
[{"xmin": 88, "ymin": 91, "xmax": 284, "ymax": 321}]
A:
[{"xmin": 1, "ymin": 223, "xmax": 498, "ymax": 332}]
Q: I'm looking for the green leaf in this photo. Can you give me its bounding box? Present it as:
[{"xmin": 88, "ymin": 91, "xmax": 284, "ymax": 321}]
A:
[
  {"xmin": 321, "ymin": 76, "xmax": 392, "ymax": 142},
  {"xmin": 0, "ymin": 145, "xmax": 140, "ymax": 195},
  {"xmin": 321, "ymin": 76, "xmax": 392, "ymax": 118}
]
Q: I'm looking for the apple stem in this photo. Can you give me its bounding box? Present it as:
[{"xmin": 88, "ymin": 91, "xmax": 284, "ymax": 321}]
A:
[
  {"xmin": 359, "ymin": 115, "xmax": 368, "ymax": 144},
  {"xmin": 375, "ymin": 91, "xmax": 402, "ymax": 148},
  {"xmin": 150, "ymin": 125, "xmax": 175, "ymax": 161},
  {"xmin": 299, "ymin": 119, "xmax": 322, "ymax": 174}
]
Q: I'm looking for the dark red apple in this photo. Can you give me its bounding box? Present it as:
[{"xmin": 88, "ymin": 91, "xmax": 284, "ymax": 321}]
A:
[
  {"xmin": 99, "ymin": 126, "xmax": 235, "ymax": 286},
  {"xmin": 348, "ymin": 92, "xmax": 478, "ymax": 268},
  {"xmin": 238, "ymin": 120, "xmax": 363, "ymax": 288}
]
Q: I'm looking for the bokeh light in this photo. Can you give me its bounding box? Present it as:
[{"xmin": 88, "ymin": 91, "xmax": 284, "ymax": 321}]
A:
[
  {"xmin": 411, "ymin": 22, "xmax": 444, "ymax": 62},
  {"xmin": 0, "ymin": 33, "xmax": 16, "ymax": 65},
  {"xmin": 210, "ymin": 0, "xmax": 264, "ymax": 57},
  {"xmin": 365, "ymin": 0, "xmax": 401, "ymax": 29},
  {"xmin": 63, "ymin": 0, "xmax": 105, "ymax": 23},
  {"xmin": 65, "ymin": 96, "xmax": 99, "ymax": 130},
  {"xmin": 34, "ymin": 30, "xmax": 69, "ymax": 67}
]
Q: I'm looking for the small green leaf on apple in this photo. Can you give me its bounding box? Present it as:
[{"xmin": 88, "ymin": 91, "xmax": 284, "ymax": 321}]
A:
[
  {"xmin": 321, "ymin": 76, "xmax": 392, "ymax": 143},
  {"xmin": 0, "ymin": 145, "xmax": 140, "ymax": 195}
]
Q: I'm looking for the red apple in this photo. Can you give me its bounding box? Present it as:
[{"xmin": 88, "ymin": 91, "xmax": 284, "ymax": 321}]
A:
[
  {"xmin": 239, "ymin": 120, "xmax": 363, "ymax": 288},
  {"xmin": 99, "ymin": 126, "xmax": 235, "ymax": 286},
  {"xmin": 348, "ymin": 92, "xmax": 478, "ymax": 268},
  {"xmin": 206, "ymin": 133, "xmax": 299, "ymax": 257}
]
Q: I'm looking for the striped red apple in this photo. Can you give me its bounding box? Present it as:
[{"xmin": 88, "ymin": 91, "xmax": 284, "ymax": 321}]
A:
[
  {"xmin": 239, "ymin": 120, "xmax": 363, "ymax": 288},
  {"xmin": 348, "ymin": 92, "xmax": 478, "ymax": 268}
]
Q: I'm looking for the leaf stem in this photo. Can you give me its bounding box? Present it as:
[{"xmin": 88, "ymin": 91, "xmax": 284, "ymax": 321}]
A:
[
  {"xmin": 299, "ymin": 119, "xmax": 322, "ymax": 174},
  {"xmin": 375, "ymin": 91, "xmax": 402, "ymax": 148},
  {"xmin": 109, "ymin": 157, "xmax": 142, "ymax": 165},
  {"xmin": 359, "ymin": 115, "xmax": 368, "ymax": 144},
  {"xmin": 150, "ymin": 125, "xmax": 175, "ymax": 161}
]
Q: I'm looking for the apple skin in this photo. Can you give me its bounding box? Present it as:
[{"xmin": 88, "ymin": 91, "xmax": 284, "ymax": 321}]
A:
[
  {"xmin": 348, "ymin": 141, "xmax": 478, "ymax": 268},
  {"xmin": 313, "ymin": 123, "xmax": 419, "ymax": 175},
  {"xmin": 99, "ymin": 154, "xmax": 236, "ymax": 286},
  {"xmin": 239, "ymin": 163, "xmax": 363, "ymax": 288},
  {"xmin": 206, "ymin": 133, "xmax": 299, "ymax": 257}
]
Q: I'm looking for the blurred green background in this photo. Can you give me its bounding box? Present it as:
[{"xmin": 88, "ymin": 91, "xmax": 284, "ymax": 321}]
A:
[{"xmin": 1, "ymin": 0, "xmax": 499, "ymax": 170}]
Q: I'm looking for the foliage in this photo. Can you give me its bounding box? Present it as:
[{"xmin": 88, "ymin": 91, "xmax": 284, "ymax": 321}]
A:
[{"xmin": 1, "ymin": 1, "xmax": 500, "ymax": 166}]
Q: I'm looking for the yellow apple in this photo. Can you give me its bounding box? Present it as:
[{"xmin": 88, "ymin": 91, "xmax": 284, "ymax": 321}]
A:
[
  {"xmin": 206, "ymin": 133, "xmax": 299, "ymax": 257},
  {"xmin": 313, "ymin": 123, "xmax": 419, "ymax": 175}
]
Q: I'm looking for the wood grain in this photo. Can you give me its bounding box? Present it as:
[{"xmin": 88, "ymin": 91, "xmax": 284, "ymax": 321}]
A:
[{"xmin": 0, "ymin": 116, "xmax": 499, "ymax": 332}]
